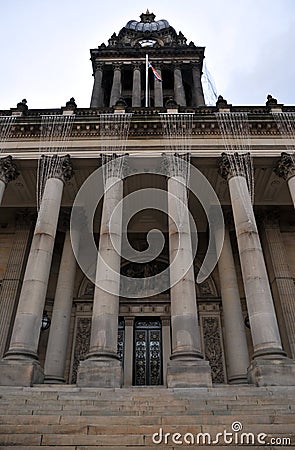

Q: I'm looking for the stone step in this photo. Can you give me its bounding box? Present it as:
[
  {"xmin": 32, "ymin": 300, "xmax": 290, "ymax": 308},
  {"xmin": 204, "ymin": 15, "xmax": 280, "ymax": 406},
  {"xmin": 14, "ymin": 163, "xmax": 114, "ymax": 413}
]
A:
[{"xmin": 0, "ymin": 385, "xmax": 294, "ymax": 448}]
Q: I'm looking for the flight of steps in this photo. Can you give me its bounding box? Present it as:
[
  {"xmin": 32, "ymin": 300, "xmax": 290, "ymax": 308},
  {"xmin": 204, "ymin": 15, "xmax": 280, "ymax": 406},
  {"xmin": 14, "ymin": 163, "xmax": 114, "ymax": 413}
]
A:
[{"xmin": 0, "ymin": 385, "xmax": 294, "ymax": 449}]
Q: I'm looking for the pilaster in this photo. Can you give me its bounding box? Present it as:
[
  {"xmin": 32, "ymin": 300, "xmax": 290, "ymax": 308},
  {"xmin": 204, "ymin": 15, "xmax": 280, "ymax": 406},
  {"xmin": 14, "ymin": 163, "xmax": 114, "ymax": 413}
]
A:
[{"xmin": 0, "ymin": 212, "xmax": 33, "ymax": 358}]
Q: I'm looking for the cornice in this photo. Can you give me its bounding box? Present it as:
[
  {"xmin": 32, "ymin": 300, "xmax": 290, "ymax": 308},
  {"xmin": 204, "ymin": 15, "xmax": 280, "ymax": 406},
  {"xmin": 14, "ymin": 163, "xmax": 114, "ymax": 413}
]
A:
[
  {"xmin": 90, "ymin": 46, "xmax": 205, "ymax": 60},
  {"xmin": 1, "ymin": 107, "xmax": 295, "ymax": 140}
]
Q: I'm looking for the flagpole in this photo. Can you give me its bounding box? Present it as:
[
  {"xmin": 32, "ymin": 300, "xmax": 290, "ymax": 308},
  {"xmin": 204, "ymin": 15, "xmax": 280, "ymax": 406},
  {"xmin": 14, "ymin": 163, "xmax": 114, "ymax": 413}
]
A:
[{"xmin": 145, "ymin": 54, "xmax": 149, "ymax": 108}]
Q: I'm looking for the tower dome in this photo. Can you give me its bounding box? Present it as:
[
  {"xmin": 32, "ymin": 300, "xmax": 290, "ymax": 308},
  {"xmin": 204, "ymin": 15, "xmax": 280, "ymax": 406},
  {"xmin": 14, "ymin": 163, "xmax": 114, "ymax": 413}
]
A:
[{"xmin": 125, "ymin": 10, "xmax": 170, "ymax": 32}]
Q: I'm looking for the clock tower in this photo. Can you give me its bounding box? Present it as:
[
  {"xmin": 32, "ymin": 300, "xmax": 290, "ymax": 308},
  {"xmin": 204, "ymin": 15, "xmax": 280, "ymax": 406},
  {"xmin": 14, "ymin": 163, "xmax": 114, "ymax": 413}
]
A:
[{"xmin": 90, "ymin": 10, "xmax": 205, "ymax": 108}]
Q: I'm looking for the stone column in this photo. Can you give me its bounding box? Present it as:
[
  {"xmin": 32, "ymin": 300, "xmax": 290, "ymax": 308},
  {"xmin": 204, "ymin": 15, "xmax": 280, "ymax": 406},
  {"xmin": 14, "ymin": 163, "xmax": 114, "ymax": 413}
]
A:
[
  {"xmin": 123, "ymin": 317, "xmax": 134, "ymax": 386},
  {"xmin": 154, "ymin": 66, "xmax": 163, "ymax": 107},
  {"xmin": 44, "ymin": 225, "xmax": 77, "ymax": 383},
  {"xmin": 219, "ymin": 153, "xmax": 295, "ymax": 386},
  {"xmin": 0, "ymin": 155, "xmax": 20, "ymax": 205},
  {"xmin": 262, "ymin": 211, "xmax": 295, "ymax": 359},
  {"xmin": 132, "ymin": 63, "xmax": 141, "ymax": 107},
  {"xmin": 274, "ymin": 152, "xmax": 295, "ymax": 207},
  {"xmin": 90, "ymin": 64, "xmax": 104, "ymax": 108},
  {"xmin": 0, "ymin": 213, "xmax": 33, "ymax": 358},
  {"xmin": 161, "ymin": 317, "xmax": 171, "ymax": 386},
  {"xmin": 109, "ymin": 64, "xmax": 122, "ymax": 107},
  {"xmin": 192, "ymin": 63, "xmax": 205, "ymax": 107},
  {"xmin": 173, "ymin": 65, "xmax": 186, "ymax": 107},
  {"xmin": 165, "ymin": 154, "xmax": 212, "ymax": 387},
  {"xmin": 216, "ymin": 224, "xmax": 249, "ymax": 384},
  {"xmin": 77, "ymin": 155, "xmax": 124, "ymax": 387},
  {"xmin": 0, "ymin": 155, "xmax": 73, "ymax": 386}
]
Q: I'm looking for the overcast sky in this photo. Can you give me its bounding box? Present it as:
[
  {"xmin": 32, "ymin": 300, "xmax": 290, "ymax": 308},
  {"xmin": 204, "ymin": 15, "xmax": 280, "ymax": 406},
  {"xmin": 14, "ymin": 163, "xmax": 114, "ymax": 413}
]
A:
[{"xmin": 0, "ymin": 0, "xmax": 294, "ymax": 109}]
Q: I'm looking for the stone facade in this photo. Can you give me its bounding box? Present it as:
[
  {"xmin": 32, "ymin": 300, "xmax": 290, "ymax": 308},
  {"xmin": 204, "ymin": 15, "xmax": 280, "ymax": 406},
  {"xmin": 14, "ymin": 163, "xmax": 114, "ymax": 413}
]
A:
[{"xmin": 0, "ymin": 11, "xmax": 295, "ymax": 388}]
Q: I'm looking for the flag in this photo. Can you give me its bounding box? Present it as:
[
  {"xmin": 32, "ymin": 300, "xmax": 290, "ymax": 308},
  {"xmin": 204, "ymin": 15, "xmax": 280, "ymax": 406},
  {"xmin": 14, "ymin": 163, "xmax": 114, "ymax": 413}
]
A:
[{"xmin": 148, "ymin": 62, "xmax": 162, "ymax": 82}]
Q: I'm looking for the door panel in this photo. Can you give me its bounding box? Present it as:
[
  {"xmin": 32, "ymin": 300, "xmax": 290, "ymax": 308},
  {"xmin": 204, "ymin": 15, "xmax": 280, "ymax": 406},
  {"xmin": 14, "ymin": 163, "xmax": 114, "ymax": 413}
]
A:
[{"xmin": 134, "ymin": 319, "xmax": 162, "ymax": 386}]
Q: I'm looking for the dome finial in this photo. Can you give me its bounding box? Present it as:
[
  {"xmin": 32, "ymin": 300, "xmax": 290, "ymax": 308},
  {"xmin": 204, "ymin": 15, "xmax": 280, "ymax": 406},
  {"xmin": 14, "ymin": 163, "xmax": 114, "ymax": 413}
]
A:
[{"xmin": 140, "ymin": 10, "xmax": 156, "ymax": 23}]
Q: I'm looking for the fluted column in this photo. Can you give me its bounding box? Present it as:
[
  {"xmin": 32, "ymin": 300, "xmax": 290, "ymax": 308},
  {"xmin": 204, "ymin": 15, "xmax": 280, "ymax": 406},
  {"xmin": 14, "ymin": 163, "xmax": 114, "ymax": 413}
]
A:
[
  {"xmin": 219, "ymin": 153, "xmax": 295, "ymax": 386},
  {"xmin": 0, "ymin": 213, "xmax": 33, "ymax": 358},
  {"xmin": 173, "ymin": 65, "xmax": 186, "ymax": 106},
  {"xmin": 274, "ymin": 152, "xmax": 295, "ymax": 207},
  {"xmin": 132, "ymin": 63, "xmax": 141, "ymax": 107},
  {"xmin": 44, "ymin": 224, "xmax": 77, "ymax": 383},
  {"xmin": 90, "ymin": 64, "xmax": 104, "ymax": 108},
  {"xmin": 154, "ymin": 66, "xmax": 163, "ymax": 107},
  {"xmin": 216, "ymin": 224, "xmax": 249, "ymax": 383},
  {"xmin": 0, "ymin": 156, "xmax": 19, "ymax": 205},
  {"xmin": 165, "ymin": 154, "xmax": 212, "ymax": 387},
  {"xmin": 77, "ymin": 155, "xmax": 124, "ymax": 387},
  {"xmin": 109, "ymin": 64, "xmax": 122, "ymax": 107},
  {"xmin": 192, "ymin": 63, "xmax": 205, "ymax": 107},
  {"xmin": 0, "ymin": 155, "xmax": 73, "ymax": 386},
  {"xmin": 262, "ymin": 212, "xmax": 295, "ymax": 359}
]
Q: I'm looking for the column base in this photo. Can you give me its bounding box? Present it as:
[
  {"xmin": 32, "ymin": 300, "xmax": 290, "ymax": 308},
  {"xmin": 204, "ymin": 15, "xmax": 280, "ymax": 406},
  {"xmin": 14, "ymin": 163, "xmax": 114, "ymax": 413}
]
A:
[
  {"xmin": 167, "ymin": 359, "xmax": 212, "ymax": 388},
  {"xmin": 228, "ymin": 374, "xmax": 249, "ymax": 385},
  {"xmin": 248, "ymin": 358, "xmax": 295, "ymax": 386},
  {"xmin": 44, "ymin": 375, "xmax": 65, "ymax": 384},
  {"xmin": 77, "ymin": 358, "xmax": 122, "ymax": 388},
  {"xmin": 0, "ymin": 359, "xmax": 44, "ymax": 386}
]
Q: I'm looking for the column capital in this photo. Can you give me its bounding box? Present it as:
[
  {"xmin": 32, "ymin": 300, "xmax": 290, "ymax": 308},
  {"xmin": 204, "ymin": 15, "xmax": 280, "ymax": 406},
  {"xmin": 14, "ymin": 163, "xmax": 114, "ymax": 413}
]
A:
[
  {"xmin": 173, "ymin": 62, "xmax": 183, "ymax": 70},
  {"xmin": 191, "ymin": 61, "xmax": 201, "ymax": 70},
  {"xmin": 112, "ymin": 62, "xmax": 123, "ymax": 71},
  {"xmin": 161, "ymin": 317, "xmax": 170, "ymax": 327},
  {"xmin": 274, "ymin": 152, "xmax": 295, "ymax": 181},
  {"xmin": 42, "ymin": 154, "xmax": 74, "ymax": 184},
  {"xmin": 102, "ymin": 153, "xmax": 127, "ymax": 182},
  {"xmin": 94, "ymin": 62, "xmax": 104, "ymax": 72},
  {"xmin": 218, "ymin": 152, "xmax": 251, "ymax": 180},
  {"xmin": 0, "ymin": 155, "xmax": 20, "ymax": 185},
  {"xmin": 132, "ymin": 62, "xmax": 142, "ymax": 71},
  {"xmin": 161, "ymin": 153, "xmax": 190, "ymax": 180},
  {"xmin": 55, "ymin": 154, "xmax": 74, "ymax": 183},
  {"xmin": 124, "ymin": 317, "xmax": 134, "ymax": 327}
]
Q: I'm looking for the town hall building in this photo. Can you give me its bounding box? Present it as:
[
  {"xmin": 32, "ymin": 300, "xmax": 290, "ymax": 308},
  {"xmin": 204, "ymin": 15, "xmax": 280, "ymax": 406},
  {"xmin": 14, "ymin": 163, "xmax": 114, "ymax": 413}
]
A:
[{"xmin": 0, "ymin": 10, "xmax": 295, "ymax": 392}]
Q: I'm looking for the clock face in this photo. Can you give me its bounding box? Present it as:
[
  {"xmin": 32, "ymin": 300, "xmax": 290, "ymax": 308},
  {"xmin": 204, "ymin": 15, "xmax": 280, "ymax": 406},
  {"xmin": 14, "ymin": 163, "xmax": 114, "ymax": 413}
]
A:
[{"xmin": 139, "ymin": 39, "xmax": 157, "ymax": 47}]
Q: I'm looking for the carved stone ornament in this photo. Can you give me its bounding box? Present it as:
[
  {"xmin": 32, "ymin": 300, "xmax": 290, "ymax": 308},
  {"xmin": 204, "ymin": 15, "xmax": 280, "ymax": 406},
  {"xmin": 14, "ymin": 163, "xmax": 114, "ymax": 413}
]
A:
[
  {"xmin": 71, "ymin": 316, "xmax": 124, "ymax": 383},
  {"xmin": 266, "ymin": 94, "xmax": 278, "ymax": 107},
  {"xmin": 16, "ymin": 99, "xmax": 28, "ymax": 114},
  {"xmin": 65, "ymin": 97, "xmax": 77, "ymax": 110},
  {"xmin": 201, "ymin": 316, "xmax": 225, "ymax": 384},
  {"xmin": 218, "ymin": 152, "xmax": 251, "ymax": 180},
  {"xmin": 216, "ymin": 95, "xmax": 228, "ymax": 108},
  {"xmin": 274, "ymin": 152, "xmax": 295, "ymax": 181},
  {"xmin": 0, "ymin": 155, "xmax": 20, "ymax": 185},
  {"xmin": 71, "ymin": 317, "xmax": 91, "ymax": 383},
  {"xmin": 43, "ymin": 154, "xmax": 73, "ymax": 183}
]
